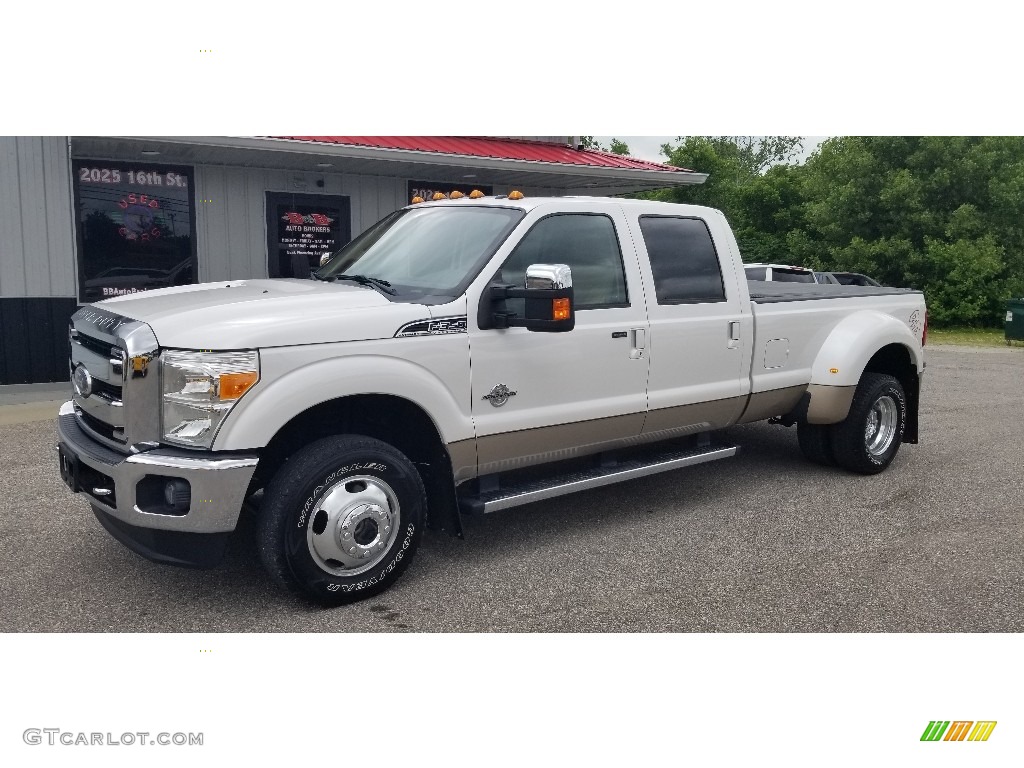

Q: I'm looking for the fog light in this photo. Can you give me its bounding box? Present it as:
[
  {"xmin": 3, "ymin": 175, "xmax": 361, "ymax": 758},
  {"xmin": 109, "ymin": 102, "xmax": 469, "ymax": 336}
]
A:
[{"xmin": 164, "ymin": 479, "xmax": 191, "ymax": 510}]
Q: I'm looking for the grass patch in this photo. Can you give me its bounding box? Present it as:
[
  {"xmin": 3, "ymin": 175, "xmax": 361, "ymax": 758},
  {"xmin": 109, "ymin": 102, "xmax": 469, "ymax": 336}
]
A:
[{"xmin": 928, "ymin": 327, "xmax": 1014, "ymax": 347}]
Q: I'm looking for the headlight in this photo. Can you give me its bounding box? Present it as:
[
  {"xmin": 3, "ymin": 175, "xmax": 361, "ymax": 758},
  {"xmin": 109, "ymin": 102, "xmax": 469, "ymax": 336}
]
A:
[{"xmin": 161, "ymin": 350, "xmax": 259, "ymax": 448}]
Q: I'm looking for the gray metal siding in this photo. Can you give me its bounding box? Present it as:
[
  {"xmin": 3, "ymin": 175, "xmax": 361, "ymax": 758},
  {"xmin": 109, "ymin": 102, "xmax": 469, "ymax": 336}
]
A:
[
  {"xmin": 0, "ymin": 136, "xmax": 76, "ymax": 298},
  {"xmin": 195, "ymin": 165, "xmax": 404, "ymax": 281},
  {"xmin": 193, "ymin": 163, "xmax": 560, "ymax": 282}
]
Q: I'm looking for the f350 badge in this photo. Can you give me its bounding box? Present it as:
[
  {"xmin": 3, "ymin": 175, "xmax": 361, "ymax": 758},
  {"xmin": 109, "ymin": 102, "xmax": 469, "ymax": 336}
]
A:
[{"xmin": 482, "ymin": 383, "xmax": 517, "ymax": 407}]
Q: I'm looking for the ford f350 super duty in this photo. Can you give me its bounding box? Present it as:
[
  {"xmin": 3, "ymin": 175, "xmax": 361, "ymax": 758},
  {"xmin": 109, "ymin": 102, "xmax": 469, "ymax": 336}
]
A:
[{"xmin": 57, "ymin": 195, "xmax": 927, "ymax": 604}]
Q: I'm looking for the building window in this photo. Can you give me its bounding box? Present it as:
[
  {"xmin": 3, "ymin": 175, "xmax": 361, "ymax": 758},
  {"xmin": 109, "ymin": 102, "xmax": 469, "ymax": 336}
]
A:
[
  {"xmin": 638, "ymin": 216, "xmax": 727, "ymax": 304},
  {"xmin": 265, "ymin": 192, "xmax": 351, "ymax": 279},
  {"xmin": 72, "ymin": 161, "xmax": 196, "ymax": 303}
]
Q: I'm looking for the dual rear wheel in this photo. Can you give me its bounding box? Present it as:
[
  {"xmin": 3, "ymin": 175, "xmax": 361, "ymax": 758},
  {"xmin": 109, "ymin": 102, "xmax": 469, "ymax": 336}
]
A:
[{"xmin": 798, "ymin": 372, "xmax": 907, "ymax": 474}]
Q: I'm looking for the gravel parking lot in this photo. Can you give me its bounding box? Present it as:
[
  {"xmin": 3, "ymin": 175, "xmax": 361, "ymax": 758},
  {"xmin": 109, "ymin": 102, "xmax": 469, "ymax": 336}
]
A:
[{"xmin": 1, "ymin": 345, "xmax": 1021, "ymax": 632}]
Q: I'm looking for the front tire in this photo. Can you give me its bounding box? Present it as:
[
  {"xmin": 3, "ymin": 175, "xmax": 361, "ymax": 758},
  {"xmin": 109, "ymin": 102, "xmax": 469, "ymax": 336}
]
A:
[
  {"xmin": 257, "ymin": 435, "xmax": 426, "ymax": 605},
  {"xmin": 829, "ymin": 373, "xmax": 906, "ymax": 474}
]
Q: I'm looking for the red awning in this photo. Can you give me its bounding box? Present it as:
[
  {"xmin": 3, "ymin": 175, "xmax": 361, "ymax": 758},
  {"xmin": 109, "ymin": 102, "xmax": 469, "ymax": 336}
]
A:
[{"xmin": 274, "ymin": 136, "xmax": 690, "ymax": 173}]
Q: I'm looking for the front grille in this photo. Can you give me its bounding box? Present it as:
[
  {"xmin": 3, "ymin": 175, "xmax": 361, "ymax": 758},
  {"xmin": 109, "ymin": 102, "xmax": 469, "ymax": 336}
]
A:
[
  {"xmin": 92, "ymin": 378, "xmax": 122, "ymax": 400},
  {"xmin": 70, "ymin": 308, "xmax": 161, "ymax": 450},
  {"xmin": 74, "ymin": 332, "xmax": 115, "ymax": 359},
  {"xmin": 78, "ymin": 409, "xmax": 121, "ymax": 443}
]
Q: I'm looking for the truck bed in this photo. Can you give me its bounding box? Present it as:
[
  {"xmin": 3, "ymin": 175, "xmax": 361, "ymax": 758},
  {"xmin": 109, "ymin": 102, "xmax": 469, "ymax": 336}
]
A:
[{"xmin": 747, "ymin": 281, "xmax": 923, "ymax": 304}]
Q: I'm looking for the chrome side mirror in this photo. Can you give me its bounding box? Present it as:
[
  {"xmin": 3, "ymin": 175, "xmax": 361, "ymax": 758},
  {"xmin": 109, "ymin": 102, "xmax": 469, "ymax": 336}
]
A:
[
  {"xmin": 479, "ymin": 263, "xmax": 575, "ymax": 333},
  {"xmin": 525, "ymin": 263, "xmax": 572, "ymax": 290}
]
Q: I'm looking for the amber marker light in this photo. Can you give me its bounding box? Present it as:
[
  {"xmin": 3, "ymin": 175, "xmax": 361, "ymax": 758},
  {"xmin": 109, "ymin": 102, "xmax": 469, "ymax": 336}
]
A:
[
  {"xmin": 552, "ymin": 298, "xmax": 571, "ymax": 321},
  {"xmin": 829, "ymin": 368, "xmax": 839, "ymax": 374},
  {"xmin": 508, "ymin": 190, "xmax": 525, "ymax": 200},
  {"xmin": 449, "ymin": 190, "xmax": 465, "ymax": 199},
  {"xmin": 411, "ymin": 196, "xmax": 424, "ymax": 204},
  {"xmin": 468, "ymin": 189, "xmax": 485, "ymax": 199},
  {"xmin": 431, "ymin": 192, "xmax": 448, "ymax": 200},
  {"xmin": 220, "ymin": 371, "xmax": 259, "ymax": 399}
]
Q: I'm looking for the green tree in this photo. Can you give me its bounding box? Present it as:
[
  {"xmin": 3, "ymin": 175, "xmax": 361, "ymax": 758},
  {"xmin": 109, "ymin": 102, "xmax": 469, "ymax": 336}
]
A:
[
  {"xmin": 799, "ymin": 136, "xmax": 1024, "ymax": 325},
  {"xmin": 609, "ymin": 138, "xmax": 630, "ymax": 156},
  {"xmin": 652, "ymin": 136, "xmax": 807, "ymax": 262},
  {"xmin": 579, "ymin": 137, "xmax": 631, "ymax": 155}
]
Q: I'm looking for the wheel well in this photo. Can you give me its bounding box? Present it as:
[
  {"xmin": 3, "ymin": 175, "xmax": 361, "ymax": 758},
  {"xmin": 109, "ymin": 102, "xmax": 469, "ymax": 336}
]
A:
[
  {"xmin": 863, "ymin": 344, "xmax": 920, "ymax": 443},
  {"xmin": 255, "ymin": 395, "xmax": 463, "ymax": 536}
]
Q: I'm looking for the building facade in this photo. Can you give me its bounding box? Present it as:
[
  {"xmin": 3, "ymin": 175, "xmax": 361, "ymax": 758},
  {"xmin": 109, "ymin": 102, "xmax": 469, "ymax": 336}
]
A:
[{"xmin": 0, "ymin": 136, "xmax": 704, "ymax": 384}]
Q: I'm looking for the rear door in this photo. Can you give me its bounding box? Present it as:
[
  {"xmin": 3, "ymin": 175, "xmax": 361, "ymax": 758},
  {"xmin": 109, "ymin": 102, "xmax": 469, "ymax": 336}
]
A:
[
  {"xmin": 466, "ymin": 202, "xmax": 650, "ymax": 475},
  {"xmin": 626, "ymin": 210, "xmax": 749, "ymax": 437}
]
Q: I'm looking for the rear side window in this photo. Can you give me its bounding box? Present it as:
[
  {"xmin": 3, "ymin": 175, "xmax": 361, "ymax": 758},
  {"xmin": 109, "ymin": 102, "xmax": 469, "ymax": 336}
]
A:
[
  {"xmin": 499, "ymin": 213, "xmax": 628, "ymax": 310},
  {"xmin": 639, "ymin": 216, "xmax": 726, "ymax": 303},
  {"xmin": 746, "ymin": 266, "xmax": 767, "ymax": 281}
]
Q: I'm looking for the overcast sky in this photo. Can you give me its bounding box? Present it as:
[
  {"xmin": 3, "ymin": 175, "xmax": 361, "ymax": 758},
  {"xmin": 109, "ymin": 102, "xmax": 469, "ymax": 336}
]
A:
[{"xmin": 593, "ymin": 136, "xmax": 828, "ymax": 165}]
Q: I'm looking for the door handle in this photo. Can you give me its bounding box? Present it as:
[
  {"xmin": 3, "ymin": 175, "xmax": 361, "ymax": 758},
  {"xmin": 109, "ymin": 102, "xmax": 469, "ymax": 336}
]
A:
[
  {"xmin": 728, "ymin": 321, "xmax": 741, "ymax": 349},
  {"xmin": 630, "ymin": 328, "xmax": 646, "ymax": 359}
]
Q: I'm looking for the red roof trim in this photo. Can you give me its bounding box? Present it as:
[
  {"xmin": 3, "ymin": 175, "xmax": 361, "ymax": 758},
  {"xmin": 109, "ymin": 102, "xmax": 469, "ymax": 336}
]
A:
[{"xmin": 271, "ymin": 136, "xmax": 691, "ymax": 173}]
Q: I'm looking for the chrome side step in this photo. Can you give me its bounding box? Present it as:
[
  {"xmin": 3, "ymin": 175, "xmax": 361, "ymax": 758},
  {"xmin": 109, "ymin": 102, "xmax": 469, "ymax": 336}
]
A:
[{"xmin": 459, "ymin": 442, "xmax": 737, "ymax": 515}]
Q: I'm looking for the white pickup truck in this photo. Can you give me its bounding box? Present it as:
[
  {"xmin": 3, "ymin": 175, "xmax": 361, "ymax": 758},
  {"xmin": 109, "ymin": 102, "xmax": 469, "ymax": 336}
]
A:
[{"xmin": 57, "ymin": 195, "xmax": 927, "ymax": 604}]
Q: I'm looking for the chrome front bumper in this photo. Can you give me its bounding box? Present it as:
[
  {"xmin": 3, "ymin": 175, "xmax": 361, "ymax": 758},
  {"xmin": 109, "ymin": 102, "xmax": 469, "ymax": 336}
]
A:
[{"xmin": 57, "ymin": 401, "xmax": 258, "ymax": 537}]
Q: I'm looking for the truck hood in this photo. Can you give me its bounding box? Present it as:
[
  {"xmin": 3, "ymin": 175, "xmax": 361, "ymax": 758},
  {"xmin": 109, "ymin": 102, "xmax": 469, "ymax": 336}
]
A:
[{"xmin": 94, "ymin": 279, "xmax": 428, "ymax": 348}]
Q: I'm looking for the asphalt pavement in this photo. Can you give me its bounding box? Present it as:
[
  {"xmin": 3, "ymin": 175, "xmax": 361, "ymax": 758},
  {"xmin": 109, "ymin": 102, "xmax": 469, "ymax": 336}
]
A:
[{"xmin": 1, "ymin": 345, "xmax": 1021, "ymax": 632}]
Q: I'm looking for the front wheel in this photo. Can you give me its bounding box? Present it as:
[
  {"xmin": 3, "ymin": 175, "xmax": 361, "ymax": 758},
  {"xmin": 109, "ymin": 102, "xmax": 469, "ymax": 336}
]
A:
[
  {"xmin": 257, "ymin": 435, "xmax": 426, "ymax": 605},
  {"xmin": 829, "ymin": 373, "xmax": 906, "ymax": 474}
]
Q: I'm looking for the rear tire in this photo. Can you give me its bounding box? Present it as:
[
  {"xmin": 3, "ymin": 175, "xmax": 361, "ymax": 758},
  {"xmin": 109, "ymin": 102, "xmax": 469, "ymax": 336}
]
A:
[
  {"xmin": 829, "ymin": 373, "xmax": 906, "ymax": 475},
  {"xmin": 797, "ymin": 422, "xmax": 836, "ymax": 466}
]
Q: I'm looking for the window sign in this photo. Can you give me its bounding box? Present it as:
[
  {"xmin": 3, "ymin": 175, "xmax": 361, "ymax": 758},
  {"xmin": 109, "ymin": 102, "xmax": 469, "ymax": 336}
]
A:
[
  {"xmin": 408, "ymin": 180, "xmax": 493, "ymax": 202},
  {"xmin": 72, "ymin": 161, "xmax": 197, "ymax": 303},
  {"xmin": 265, "ymin": 192, "xmax": 351, "ymax": 279}
]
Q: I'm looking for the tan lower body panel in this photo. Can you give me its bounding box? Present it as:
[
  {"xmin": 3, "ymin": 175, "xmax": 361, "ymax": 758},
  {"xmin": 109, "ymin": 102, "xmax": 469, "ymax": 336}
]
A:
[
  {"xmin": 735, "ymin": 384, "xmax": 807, "ymax": 424},
  {"xmin": 806, "ymin": 383, "xmax": 856, "ymax": 424},
  {"xmin": 447, "ymin": 439, "xmax": 478, "ymax": 485},
  {"xmin": 641, "ymin": 396, "xmax": 747, "ymax": 439},
  {"xmin": 470, "ymin": 394, "xmax": 754, "ymax": 478},
  {"xmin": 475, "ymin": 412, "xmax": 646, "ymax": 475}
]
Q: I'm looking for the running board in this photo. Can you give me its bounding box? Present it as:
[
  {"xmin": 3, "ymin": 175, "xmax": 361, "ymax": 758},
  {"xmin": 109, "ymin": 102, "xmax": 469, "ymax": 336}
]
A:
[{"xmin": 459, "ymin": 442, "xmax": 737, "ymax": 515}]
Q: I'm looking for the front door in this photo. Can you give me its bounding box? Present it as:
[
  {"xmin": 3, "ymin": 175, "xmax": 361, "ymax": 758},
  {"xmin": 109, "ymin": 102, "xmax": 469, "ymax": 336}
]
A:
[{"xmin": 467, "ymin": 203, "xmax": 650, "ymax": 476}]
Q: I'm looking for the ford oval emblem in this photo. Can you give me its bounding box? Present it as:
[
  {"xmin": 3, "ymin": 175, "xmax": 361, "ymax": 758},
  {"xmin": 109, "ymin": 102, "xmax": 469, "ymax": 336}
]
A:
[{"xmin": 72, "ymin": 364, "xmax": 93, "ymax": 398}]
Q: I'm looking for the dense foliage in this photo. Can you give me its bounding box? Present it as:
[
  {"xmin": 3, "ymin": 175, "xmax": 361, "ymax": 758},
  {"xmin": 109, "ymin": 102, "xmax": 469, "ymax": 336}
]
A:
[{"xmin": 649, "ymin": 136, "xmax": 1024, "ymax": 326}]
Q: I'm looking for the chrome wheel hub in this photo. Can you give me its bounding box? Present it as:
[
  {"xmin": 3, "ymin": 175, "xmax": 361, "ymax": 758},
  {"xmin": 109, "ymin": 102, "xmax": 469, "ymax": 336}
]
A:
[
  {"xmin": 865, "ymin": 395, "xmax": 898, "ymax": 457},
  {"xmin": 306, "ymin": 476, "xmax": 400, "ymax": 576}
]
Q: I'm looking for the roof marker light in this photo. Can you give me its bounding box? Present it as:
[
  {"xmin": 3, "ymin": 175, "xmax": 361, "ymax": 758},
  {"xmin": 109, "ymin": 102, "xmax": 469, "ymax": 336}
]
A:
[
  {"xmin": 508, "ymin": 190, "xmax": 525, "ymax": 200},
  {"xmin": 431, "ymin": 192, "xmax": 448, "ymax": 200},
  {"xmin": 411, "ymin": 196, "xmax": 424, "ymax": 204},
  {"xmin": 449, "ymin": 190, "xmax": 465, "ymax": 199},
  {"xmin": 468, "ymin": 189, "xmax": 485, "ymax": 199}
]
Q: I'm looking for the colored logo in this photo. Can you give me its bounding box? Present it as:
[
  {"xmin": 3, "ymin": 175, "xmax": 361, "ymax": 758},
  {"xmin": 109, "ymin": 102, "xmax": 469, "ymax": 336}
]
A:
[
  {"xmin": 283, "ymin": 212, "xmax": 334, "ymax": 226},
  {"xmin": 920, "ymin": 721, "xmax": 997, "ymax": 742},
  {"xmin": 117, "ymin": 193, "xmax": 162, "ymax": 242}
]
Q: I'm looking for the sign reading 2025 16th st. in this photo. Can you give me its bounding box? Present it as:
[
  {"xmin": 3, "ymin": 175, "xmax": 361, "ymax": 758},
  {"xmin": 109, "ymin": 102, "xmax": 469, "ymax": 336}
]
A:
[{"xmin": 72, "ymin": 160, "xmax": 197, "ymax": 303}]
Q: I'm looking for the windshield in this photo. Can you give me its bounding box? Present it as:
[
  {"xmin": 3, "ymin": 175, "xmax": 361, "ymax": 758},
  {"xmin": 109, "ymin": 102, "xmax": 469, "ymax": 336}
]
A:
[{"xmin": 315, "ymin": 205, "xmax": 524, "ymax": 300}]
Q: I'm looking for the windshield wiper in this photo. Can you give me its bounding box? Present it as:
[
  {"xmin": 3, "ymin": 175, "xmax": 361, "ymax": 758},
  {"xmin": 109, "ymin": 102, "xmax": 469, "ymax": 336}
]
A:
[{"xmin": 330, "ymin": 274, "xmax": 397, "ymax": 295}]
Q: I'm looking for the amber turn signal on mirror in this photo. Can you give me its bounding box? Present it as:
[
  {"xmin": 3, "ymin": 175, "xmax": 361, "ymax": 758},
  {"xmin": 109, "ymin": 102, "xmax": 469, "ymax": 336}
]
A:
[{"xmin": 553, "ymin": 298, "xmax": 571, "ymax": 321}]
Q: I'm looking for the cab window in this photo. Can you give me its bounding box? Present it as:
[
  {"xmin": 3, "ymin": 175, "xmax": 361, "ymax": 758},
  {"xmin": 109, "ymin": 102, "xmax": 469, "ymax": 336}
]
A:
[{"xmin": 639, "ymin": 216, "xmax": 727, "ymax": 304}]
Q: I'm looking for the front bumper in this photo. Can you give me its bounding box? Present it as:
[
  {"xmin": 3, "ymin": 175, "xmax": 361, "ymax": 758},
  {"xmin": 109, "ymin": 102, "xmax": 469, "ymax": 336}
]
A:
[{"xmin": 57, "ymin": 401, "xmax": 258, "ymax": 567}]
